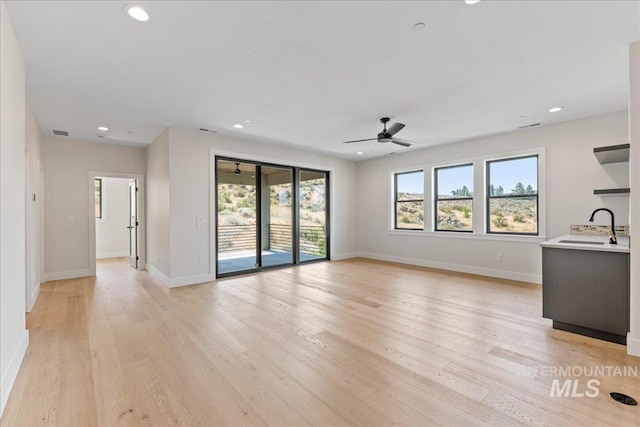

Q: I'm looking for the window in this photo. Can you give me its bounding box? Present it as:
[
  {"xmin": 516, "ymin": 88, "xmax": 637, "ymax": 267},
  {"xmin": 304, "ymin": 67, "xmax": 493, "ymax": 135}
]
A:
[
  {"xmin": 394, "ymin": 170, "xmax": 424, "ymax": 230},
  {"xmin": 487, "ymin": 155, "xmax": 538, "ymax": 235},
  {"xmin": 95, "ymin": 178, "xmax": 103, "ymax": 219},
  {"xmin": 434, "ymin": 164, "xmax": 473, "ymax": 232}
]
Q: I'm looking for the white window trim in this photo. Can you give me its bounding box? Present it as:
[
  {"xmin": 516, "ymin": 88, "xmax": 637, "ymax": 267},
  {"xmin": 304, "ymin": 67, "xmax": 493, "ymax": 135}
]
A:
[{"xmin": 388, "ymin": 147, "xmax": 546, "ymax": 242}]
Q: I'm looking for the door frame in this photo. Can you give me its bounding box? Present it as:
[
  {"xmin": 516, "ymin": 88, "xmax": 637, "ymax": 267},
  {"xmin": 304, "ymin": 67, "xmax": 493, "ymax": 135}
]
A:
[
  {"xmin": 88, "ymin": 171, "xmax": 145, "ymax": 275},
  {"xmin": 25, "ymin": 153, "xmax": 43, "ymax": 312},
  {"xmin": 128, "ymin": 179, "xmax": 139, "ymax": 269},
  {"xmin": 210, "ymin": 149, "xmax": 335, "ymax": 279}
]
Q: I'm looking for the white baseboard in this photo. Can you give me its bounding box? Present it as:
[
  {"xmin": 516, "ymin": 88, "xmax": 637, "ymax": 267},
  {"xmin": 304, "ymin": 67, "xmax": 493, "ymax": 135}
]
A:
[
  {"xmin": 146, "ymin": 264, "xmax": 214, "ymax": 288},
  {"xmin": 627, "ymin": 335, "xmax": 640, "ymax": 357},
  {"xmin": 146, "ymin": 263, "xmax": 170, "ymax": 286},
  {"xmin": 357, "ymin": 251, "xmax": 542, "ymax": 284},
  {"xmin": 45, "ymin": 269, "xmax": 92, "ymax": 282},
  {"xmin": 0, "ymin": 330, "xmax": 29, "ymax": 417},
  {"xmin": 96, "ymin": 250, "xmax": 129, "ymax": 259},
  {"xmin": 27, "ymin": 283, "xmax": 40, "ymax": 312},
  {"xmin": 331, "ymin": 252, "xmax": 358, "ymax": 261},
  {"xmin": 166, "ymin": 273, "xmax": 216, "ymax": 288}
]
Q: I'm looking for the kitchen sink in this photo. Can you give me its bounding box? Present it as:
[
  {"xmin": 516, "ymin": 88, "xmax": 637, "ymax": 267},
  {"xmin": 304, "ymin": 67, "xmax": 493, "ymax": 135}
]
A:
[{"xmin": 558, "ymin": 240, "xmax": 605, "ymax": 245}]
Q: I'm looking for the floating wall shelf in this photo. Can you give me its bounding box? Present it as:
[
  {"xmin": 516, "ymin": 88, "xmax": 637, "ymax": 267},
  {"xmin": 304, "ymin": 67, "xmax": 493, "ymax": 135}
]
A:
[
  {"xmin": 594, "ymin": 188, "xmax": 630, "ymax": 197},
  {"xmin": 593, "ymin": 144, "xmax": 630, "ymax": 164}
]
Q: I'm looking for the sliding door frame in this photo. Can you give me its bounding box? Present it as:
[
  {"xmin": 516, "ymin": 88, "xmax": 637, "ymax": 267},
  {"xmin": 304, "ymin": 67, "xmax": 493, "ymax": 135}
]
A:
[
  {"xmin": 215, "ymin": 156, "xmax": 329, "ymax": 279},
  {"xmin": 297, "ymin": 167, "xmax": 331, "ymax": 265}
]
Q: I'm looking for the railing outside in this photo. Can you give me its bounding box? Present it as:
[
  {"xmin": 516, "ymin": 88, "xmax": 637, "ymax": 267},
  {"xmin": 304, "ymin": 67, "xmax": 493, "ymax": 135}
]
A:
[{"xmin": 218, "ymin": 224, "xmax": 325, "ymax": 256}]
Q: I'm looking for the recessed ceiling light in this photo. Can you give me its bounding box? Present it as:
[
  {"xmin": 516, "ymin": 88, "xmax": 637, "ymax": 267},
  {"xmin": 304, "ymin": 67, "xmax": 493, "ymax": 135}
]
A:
[
  {"xmin": 233, "ymin": 124, "xmax": 244, "ymax": 129},
  {"xmin": 244, "ymin": 119, "xmax": 251, "ymax": 123},
  {"xmin": 357, "ymin": 151, "xmax": 363, "ymax": 155},
  {"xmin": 412, "ymin": 23, "xmax": 426, "ymax": 32},
  {"xmin": 465, "ymin": 0, "xmax": 482, "ymax": 4},
  {"xmin": 549, "ymin": 107, "xmax": 563, "ymax": 113},
  {"xmin": 126, "ymin": 5, "xmax": 150, "ymax": 22},
  {"xmin": 97, "ymin": 126, "xmax": 109, "ymax": 131}
]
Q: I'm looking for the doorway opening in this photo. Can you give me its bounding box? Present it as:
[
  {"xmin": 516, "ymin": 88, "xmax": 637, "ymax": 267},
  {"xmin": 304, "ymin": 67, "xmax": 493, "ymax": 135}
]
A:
[
  {"xmin": 94, "ymin": 176, "xmax": 138, "ymax": 267},
  {"xmin": 89, "ymin": 172, "xmax": 145, "ymax": 276},
  {"xmin": 215, "ymin": 157, "xmax": 329, "ymax": 278}
]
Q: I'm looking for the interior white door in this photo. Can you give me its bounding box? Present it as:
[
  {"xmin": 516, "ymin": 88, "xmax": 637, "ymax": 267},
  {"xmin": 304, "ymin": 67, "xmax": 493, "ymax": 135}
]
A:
[{"xmin": 128, "ymin": 179, "xmax": 138, "ymax": 269}]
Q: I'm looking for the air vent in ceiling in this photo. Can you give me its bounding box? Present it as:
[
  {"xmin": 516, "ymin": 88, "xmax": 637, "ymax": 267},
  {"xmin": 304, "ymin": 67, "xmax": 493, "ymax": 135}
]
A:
[
  {"xmin": 199, "ymin": 128, "xmax": 217, "ymax": 133},
  {"xmin": 518, "ymin": 123, "xmax": 542, "ymax": 130},
  {"xmin": 50, "ymin": 129, "xmax": 69, "ymax": 136}
]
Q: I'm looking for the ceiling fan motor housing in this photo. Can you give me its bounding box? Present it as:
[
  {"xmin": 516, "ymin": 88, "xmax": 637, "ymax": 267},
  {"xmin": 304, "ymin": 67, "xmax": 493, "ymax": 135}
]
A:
[{"xmin": 378, "ymin": 132, "xmax": 392, "ymax": 143}]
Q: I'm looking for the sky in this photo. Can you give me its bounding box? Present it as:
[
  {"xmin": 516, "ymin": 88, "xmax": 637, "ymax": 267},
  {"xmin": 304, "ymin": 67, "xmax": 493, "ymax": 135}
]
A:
[
  {"xmin": 489, "ymin": 156, "xmax": 538, "ymax": 194},
  {"xmin": 397, "ymin": 156, "xmax": 538, "ymax": 196}
]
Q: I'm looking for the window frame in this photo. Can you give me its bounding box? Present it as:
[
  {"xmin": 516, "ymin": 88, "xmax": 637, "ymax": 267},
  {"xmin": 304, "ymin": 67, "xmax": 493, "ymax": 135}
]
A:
[
  {"xmin": 434, "ymin": 163, "xmax": 473, "ymax": 233},
  {"xmin": 485, "ymin": 154, "xmax": 539, "ymax": 236},
  {"xmin": 95, "ymin": 178, "xmax": 104, "ymax": 220},
  {"xmin": 393, "ymin": 170, "xmax": 425, "ymax": 231}
]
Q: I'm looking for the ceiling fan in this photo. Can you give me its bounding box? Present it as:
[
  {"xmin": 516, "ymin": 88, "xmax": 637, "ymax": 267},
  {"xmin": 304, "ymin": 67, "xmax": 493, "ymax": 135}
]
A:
[{"xmin": 342, "ymin": 117, "xmax": 413, "ymax": 147}]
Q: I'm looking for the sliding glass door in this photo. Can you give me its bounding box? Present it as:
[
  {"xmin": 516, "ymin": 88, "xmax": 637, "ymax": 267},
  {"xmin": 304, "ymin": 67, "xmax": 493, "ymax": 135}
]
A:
[
  {"xmin": 299, "ymin": 170, "xmax": 329, "ymax": 262},
  {"xmin": 216, "ymin": 160, "xmax": 257, "ymax": 275},
  {"xmin": 261, "ymin": 166, "xmax": 294, "ymax": 268},
  {"xmin": 216, "ymin": 158, "xmax": 329, "ymax": 278}
]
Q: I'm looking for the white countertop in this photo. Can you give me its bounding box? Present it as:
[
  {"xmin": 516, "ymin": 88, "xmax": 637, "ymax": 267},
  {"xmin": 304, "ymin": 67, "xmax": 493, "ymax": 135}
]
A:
[{"xmin": 541, "ymin": 234, "xmax": 630, "ymax": 253}]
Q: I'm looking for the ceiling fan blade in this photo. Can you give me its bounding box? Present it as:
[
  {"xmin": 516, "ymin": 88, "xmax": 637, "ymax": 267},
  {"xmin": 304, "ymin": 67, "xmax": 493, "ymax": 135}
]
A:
[
  {"xmin": 387, "ymin": 122, "xmax": 405, "ymax": 136},
  {"xmin": 342, "ymin": 138, "xmax": 377, "ymax": 144},
  {"xmin": 391, "ymin": 138, "xmax": 413, "ymax": 147}
]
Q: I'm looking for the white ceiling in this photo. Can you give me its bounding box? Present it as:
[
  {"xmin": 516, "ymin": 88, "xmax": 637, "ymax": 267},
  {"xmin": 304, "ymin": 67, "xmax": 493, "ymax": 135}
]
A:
[{"xmin": 6, "ymin": 1, "xmax": 640, "ymax": 160}]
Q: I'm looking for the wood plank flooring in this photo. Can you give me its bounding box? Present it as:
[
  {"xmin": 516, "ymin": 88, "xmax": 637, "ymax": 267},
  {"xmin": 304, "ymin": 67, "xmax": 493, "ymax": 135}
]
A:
[{"xmin": 2, "ymin": 257, "xmax": 639, "ymax": 426}]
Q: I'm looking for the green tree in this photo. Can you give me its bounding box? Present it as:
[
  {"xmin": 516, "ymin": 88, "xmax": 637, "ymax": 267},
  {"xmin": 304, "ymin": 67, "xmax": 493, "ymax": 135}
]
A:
[
  {"xmin": 512, "ymin": 182, "xmax": 526, "ymax": 195},
  {"xmin": 526, "ymin": 184, "xmax": 535, "ymax": 194},
  {"xmin": 451, "ymin": 185, "xmax": 471, "ymax": 197},
  {"xmin": 496, "ymin": 185, "xmax": 504, "ymax": 196}
]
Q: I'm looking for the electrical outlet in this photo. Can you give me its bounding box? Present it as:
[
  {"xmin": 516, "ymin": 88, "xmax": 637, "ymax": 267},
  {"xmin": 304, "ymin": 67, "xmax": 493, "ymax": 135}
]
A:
[
  {"xmin": 496, "ymin": 254, "xmax": 502, "ymax": 262},
  {"xmin": 68, "ymin": 215, "xmax": 75, "ymax": 222},
  {"xmin": 199, "ymin": 258, "xmax": 205, "ymax": 265}
]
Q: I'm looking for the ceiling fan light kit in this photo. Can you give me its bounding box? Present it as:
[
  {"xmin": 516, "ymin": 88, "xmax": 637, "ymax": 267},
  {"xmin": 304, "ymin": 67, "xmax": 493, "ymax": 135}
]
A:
[{"xmin": 342, "ymin": 117, "xmax": 414, "ymax": 147}]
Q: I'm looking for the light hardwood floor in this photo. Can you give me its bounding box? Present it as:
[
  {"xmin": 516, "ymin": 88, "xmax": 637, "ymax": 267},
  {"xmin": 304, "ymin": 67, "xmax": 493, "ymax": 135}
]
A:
[{"xmin": 2, "ymin": 257, "xmax": 639, "ymax": 426}]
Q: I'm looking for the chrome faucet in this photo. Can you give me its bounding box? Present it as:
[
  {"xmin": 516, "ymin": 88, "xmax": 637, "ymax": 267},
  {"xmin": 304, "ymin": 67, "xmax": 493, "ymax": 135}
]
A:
[{"xmin": 589, "ymin": 208, "xmax": 617, "ymax": 244}]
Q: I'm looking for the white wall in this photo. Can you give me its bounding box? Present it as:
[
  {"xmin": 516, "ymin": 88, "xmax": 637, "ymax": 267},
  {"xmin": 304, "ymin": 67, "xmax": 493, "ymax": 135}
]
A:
[
  {"xmin": 0, "ymin": 0, "xmax": 28, "ymax": 415},
  {"xmin": 356, "ymin": 111, "xmax": 630, "ymax": 283},
  {"xmin": 146, "ymin": 128, "xmax": 170, "ymax": 277},
  {"xmin": 96, "ymin": 177, "xmax": 130, "ymax": 259},
  {"xmin": 42, "ymin": 137, "xmax": 146, "ymax": 280},
  {"xmin": 145, "ymin": 127, "xmax": 358, "ymax": 286},
  {"xmin": 628, "ymin": 41, "xmax": 640, "ymax": 357}
]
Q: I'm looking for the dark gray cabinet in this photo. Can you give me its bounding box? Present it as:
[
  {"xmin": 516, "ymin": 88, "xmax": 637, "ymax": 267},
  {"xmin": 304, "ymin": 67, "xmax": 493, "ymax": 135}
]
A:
[{"xmin": 542, "ymin": 247, "xmax": 630, "ymax": 344}]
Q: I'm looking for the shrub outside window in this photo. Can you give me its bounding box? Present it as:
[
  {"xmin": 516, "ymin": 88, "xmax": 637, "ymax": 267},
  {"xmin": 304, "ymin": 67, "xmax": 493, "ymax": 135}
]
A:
[
  {"xmin": 486, "ymin": 155, "xmax": 538, "ymax": 235},
  {"xmin": 434, "ymin": 164, "xmax": 473, "ymax": 232},
  {"xmin": 394, "ymin": 171, "xmax": 424, "ymax": 230}
]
